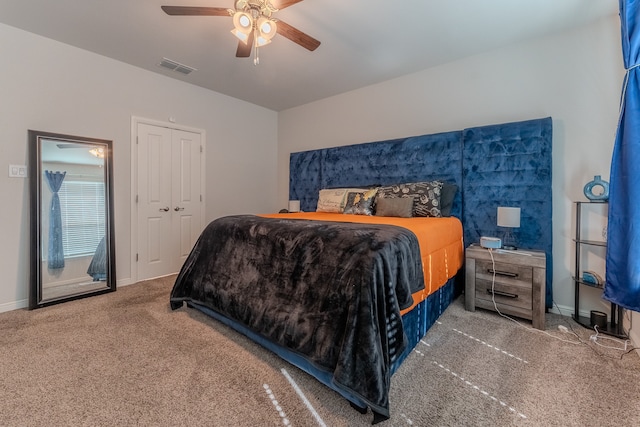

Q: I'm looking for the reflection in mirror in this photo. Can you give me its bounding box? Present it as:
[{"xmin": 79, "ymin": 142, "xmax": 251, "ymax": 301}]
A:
[{"xmin": 29, "ymin": 130, "xmax": 116, "ymax": 309}]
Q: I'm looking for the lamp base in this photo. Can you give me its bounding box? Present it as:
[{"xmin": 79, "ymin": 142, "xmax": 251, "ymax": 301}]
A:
[{"xmin": 501, "ymin": 230, "xmax": 517, "ymax": 250}]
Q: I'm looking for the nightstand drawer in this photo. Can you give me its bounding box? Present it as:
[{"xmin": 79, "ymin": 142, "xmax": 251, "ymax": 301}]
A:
[
  {"xmin": 475, "ymin": 260, "xmax": 533, "ymax": 311},
  {"xmin": 474, "ymin": 279, "xmax": 533, "ymax": 311},
  {"xmin": 475, "ymin": 260, "xmax": 533, "ymax": 287}
]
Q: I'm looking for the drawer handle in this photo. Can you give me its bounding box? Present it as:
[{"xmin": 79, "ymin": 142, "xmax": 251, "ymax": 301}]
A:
[
  {"xmin": 486, "ymin": 288, "xmax": 518, "ymax": 299},
  {"xmin": 487, "ymin": 268, "xmax": 518, "ymax": 278}
]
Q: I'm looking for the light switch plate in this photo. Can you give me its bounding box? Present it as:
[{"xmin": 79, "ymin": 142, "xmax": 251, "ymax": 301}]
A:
[{"xmin": 9, "ymin": 164, "xmax": 27, "ymax": 178}]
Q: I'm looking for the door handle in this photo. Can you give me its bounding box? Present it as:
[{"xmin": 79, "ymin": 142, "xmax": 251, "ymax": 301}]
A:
[
  {"xmin": 174, "ymin": 206, "xmax": 184, "ymax": 211},
  {"xmin": 159, "ymin": 207, "xmax": 170, "ymax": 212}
]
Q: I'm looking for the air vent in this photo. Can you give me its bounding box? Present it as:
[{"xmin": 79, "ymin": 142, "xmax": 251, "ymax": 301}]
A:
[{"xmin": 158, "ymin": 57, "xmax": 197, "ymax": 75}]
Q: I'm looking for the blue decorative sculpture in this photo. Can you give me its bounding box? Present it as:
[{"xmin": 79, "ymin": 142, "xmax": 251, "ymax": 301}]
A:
[{"xmin": 583, "ymin": 175, "xmax": 609, "ymax": 202}]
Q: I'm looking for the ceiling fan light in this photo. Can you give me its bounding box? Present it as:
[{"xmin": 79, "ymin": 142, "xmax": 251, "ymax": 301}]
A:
[
  {"xmin": 89, "ymin": 147, "xmax": 105, "ymax": 158},
  {"xmin": 257, "ymin": 17, "xmax": 277, "ymax": 40},
  {"xmin": 232, "ymin": 11, "xmax": 253, "ymax": 33},
  {"xmin": 231, "ymin": 28, "xmax": 251, "ymax": 44},
  {"xmin": 255, "ymin": 36, "xmax": 272, "ymax": 47}
]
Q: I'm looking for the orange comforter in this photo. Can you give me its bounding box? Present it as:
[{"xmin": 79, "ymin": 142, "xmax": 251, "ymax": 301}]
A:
[{"xmin": 261, "ymin": 212, "xmax": 464, "ymax": 314}]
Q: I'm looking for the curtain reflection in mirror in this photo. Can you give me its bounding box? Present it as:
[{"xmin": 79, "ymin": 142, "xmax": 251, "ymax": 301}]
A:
[{"xmin": 44, "ymin": 170, "xmax": 66, "ymax": 270}]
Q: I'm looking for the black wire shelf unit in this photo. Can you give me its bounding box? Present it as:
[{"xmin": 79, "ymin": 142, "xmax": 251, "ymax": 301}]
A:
[{"xmin": 572, "ymin": 201, "xmax": 627, "ymax": 339}]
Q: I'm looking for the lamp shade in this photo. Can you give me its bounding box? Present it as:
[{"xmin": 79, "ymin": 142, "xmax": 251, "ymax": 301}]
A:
[
  {"xmin": 257, "ymin": 17, "xmax": 277, "ymax": 40},
  {"xmin": 255, "ymin": 36, "xmax": 272, "ymax": 47},
  {"xmin": 497, "ymin": 207, "xmax": 521, "ymax": 228},
  {"xmin": 231, "ymin": 28, "xmax": 251, "ymax": 44},
  {"xmin": 232, "ymin": 11, "xmax": 253, "ymax": 34}
]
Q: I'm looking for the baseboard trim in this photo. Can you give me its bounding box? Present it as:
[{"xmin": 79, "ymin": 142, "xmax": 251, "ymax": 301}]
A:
[
  {"xmin": 117, "ymin": 278, "xmax": 135, "ymax": 287},
  {"xmin": 548, "ymin": 304, "xmax": 623, "ymax": 325},
  {"xmin": 548, "ymin": 303, "xmax": 573, "ymax": 317},
  {"xmin": 630, "ymin": 328, "xmax": 639, "ymax": 348},
  {"xmin": 1, "ymin": 278, "xmax": 136, "ymax": 314},
  {"xmin": 0, "ymin": 299, "xmax": 28, "ymax": 314}
]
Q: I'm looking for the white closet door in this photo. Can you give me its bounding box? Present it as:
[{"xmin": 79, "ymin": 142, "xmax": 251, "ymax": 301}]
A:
[
  {"xmin": 136, "ymin": 123, "xmax": 202, "ymax": 280},
  {"xmin": 171, "ymin": 129, "xmax": 202, "ymax": 270}
]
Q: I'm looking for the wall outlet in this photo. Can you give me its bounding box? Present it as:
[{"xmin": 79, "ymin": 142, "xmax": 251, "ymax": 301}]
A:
[{"xmin": 9, "ymin": 165, "xmax": 27, "ymax": 178}]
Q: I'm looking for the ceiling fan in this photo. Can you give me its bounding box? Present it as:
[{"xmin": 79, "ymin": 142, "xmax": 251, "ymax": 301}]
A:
[
  {"xmin": 56, "ymin": 143, "xmax": 86, "ymax": 149},
  {"xmin": 56, "ymin": 143, "xmax": 105, "ymax": 158},
  {"xmin": 161, "ymin": 0, "xmax": 320, "ymax": 64}
]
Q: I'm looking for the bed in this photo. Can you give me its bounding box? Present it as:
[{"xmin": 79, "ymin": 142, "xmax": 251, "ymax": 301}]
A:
[
  {"xmin": 87, "ymin": 236, "xmax": 107, "ymax": 281},
  {"xmin": 170, "ymin": 117, "xmax": 553, "ymax": 423}
]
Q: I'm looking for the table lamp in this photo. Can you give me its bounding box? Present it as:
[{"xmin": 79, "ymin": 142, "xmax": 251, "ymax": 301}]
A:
[{"xmin": 497, "ymin": 207, "xmax": 521, "ymax": 250}]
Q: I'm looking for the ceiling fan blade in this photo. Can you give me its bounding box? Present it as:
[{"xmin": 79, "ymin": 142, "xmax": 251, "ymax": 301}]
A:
[
  {"xmin": 161, "ymin": 6, "xmax": 230, "ymax": 16},
  {"xmin": 276, "ymin": 20, "xmax": 320, "ymax": 51},
  {"xmin": 236, "ymin": 32, "xmax": 254, "ymax": 57},
  {"xmin": 271, "ymin": 0, "xmax": 304, "ymax": 10},
  {"xmin": 56, "ymin": 143, "xmax": 84, "ymax": 149}
]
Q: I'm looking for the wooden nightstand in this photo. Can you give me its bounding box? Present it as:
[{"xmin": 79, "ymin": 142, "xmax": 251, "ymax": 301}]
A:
[{"xmin": 465, "ymin": 245, "xmax": 546, "ymax": 330}]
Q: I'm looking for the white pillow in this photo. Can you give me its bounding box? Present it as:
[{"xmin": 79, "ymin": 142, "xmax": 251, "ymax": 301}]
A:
[{"xmin": 316, "ymin": 188, "xmax": 366, "ymax": 213}]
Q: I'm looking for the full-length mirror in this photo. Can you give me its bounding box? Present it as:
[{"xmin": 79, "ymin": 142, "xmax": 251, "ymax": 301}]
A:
[{"xmin": 29, "ymin": 130, "xmax": 116, "ymax": 309}]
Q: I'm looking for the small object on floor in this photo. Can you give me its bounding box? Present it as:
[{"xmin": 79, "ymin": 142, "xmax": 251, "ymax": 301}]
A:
[{"xmin": 590, "ymin": 310, "xmax": 608, "ymax": 329}]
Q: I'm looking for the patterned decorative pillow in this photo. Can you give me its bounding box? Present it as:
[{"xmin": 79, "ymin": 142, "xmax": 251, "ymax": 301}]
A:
[
  {"xmin": 316, "ymin": 188, "xmax": 366, "ymax": 213},
  {"xmin": 377, "ymin": 181, "xmax": 443, "ymax": 217},
  {"xmin": 374, "ymin": 196, "xmax": 414, "ymax": 218},
  {"xmin": 343, "ymin": 188, "xmax": 378, "ymax": 215},
  {"xmin": 316, "ymin": 189, "xmax": 347, "ymax": 212}
]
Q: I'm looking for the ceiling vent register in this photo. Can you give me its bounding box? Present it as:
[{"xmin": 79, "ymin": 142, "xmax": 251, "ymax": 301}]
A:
[{"xmin": 158, "ymin": 58, "xmax": 197, "ymax": 75}]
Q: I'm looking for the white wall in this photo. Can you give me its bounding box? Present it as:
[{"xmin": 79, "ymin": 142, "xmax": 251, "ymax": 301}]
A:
[
  {"xmin": 4, "ymin": 15, "xmax": 637, "ymax": 345},
  {"xmin": 0, "ymin": 23, "xmax": 278, "ymax": 311},
  {"xmin": 279, "ymin": 16, "xmax": 630, "ymax": 329}
]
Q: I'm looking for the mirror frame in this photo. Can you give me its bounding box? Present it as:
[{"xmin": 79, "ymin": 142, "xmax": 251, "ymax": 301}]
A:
[{"xmin": 29, "ymin": 130, "xmax": 116, "ymax": 309}]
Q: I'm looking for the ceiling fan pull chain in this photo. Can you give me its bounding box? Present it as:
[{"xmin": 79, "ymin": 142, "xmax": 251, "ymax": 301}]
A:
[{"xmin": 254, "ymin": 38, "xmax": 260, "ymax": 65}]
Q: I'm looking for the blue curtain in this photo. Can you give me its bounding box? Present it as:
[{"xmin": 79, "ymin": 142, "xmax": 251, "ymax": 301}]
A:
[
  {"xmin": 605, "ymin": 0, "xmax": 640, "ymax": 312},
  {"xmin": 45, "ymin": 170, "xmax": 66, "ymax": 270}
]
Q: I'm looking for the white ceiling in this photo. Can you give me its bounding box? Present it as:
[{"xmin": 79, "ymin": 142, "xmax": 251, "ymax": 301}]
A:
[
  {"xmin": 0, "ymin": 0, "xmax": 618, "ymax": 111},
  {"xmin": 41, "ymin": 139, "xmax": 106, "ymax": 166}
]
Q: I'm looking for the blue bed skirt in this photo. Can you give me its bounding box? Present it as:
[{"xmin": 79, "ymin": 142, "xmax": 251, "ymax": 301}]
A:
[{"xmin": 187, "ymin": 276, "xmax": 457, "ymax": 412}]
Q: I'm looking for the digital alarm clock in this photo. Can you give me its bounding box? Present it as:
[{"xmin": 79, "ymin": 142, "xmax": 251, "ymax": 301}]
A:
[{"xmin": 480, "ymin": 236, "xmax": 502, "ymax": 249}]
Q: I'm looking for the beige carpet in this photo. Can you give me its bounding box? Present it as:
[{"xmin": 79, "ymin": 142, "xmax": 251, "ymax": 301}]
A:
[{"xmin": 1, "ymin": 275, "xmax": 639, "ymax": 426}]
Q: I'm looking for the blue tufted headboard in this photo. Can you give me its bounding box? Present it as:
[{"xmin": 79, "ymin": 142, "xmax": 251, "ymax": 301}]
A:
[{"xmin": 289, "ymin": 117, "xmax": 553, "ymax": 307}]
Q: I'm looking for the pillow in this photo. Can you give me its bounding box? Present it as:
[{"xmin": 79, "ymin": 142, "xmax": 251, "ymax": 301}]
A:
[
  {"xmin": 374, "ymin": 196, "xmax": 414, "ymax": 218},
  {"xmin": 316, "ymin": 189, "xmax": 346, "ymax": 212},
  {"xmin": 377, "ymin": 181, "xmax": 443, "ymax": 217},
  {"xmin": 316, "ymin": 188, "xmax": 366, "ymax": 213},
  {"xmin": 343, "ymin": 188, "xmax": 378, "ymax": 215},
  {"xmin": 439, "ymin": 182, "xmax": 458, "ymax": 217}
]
